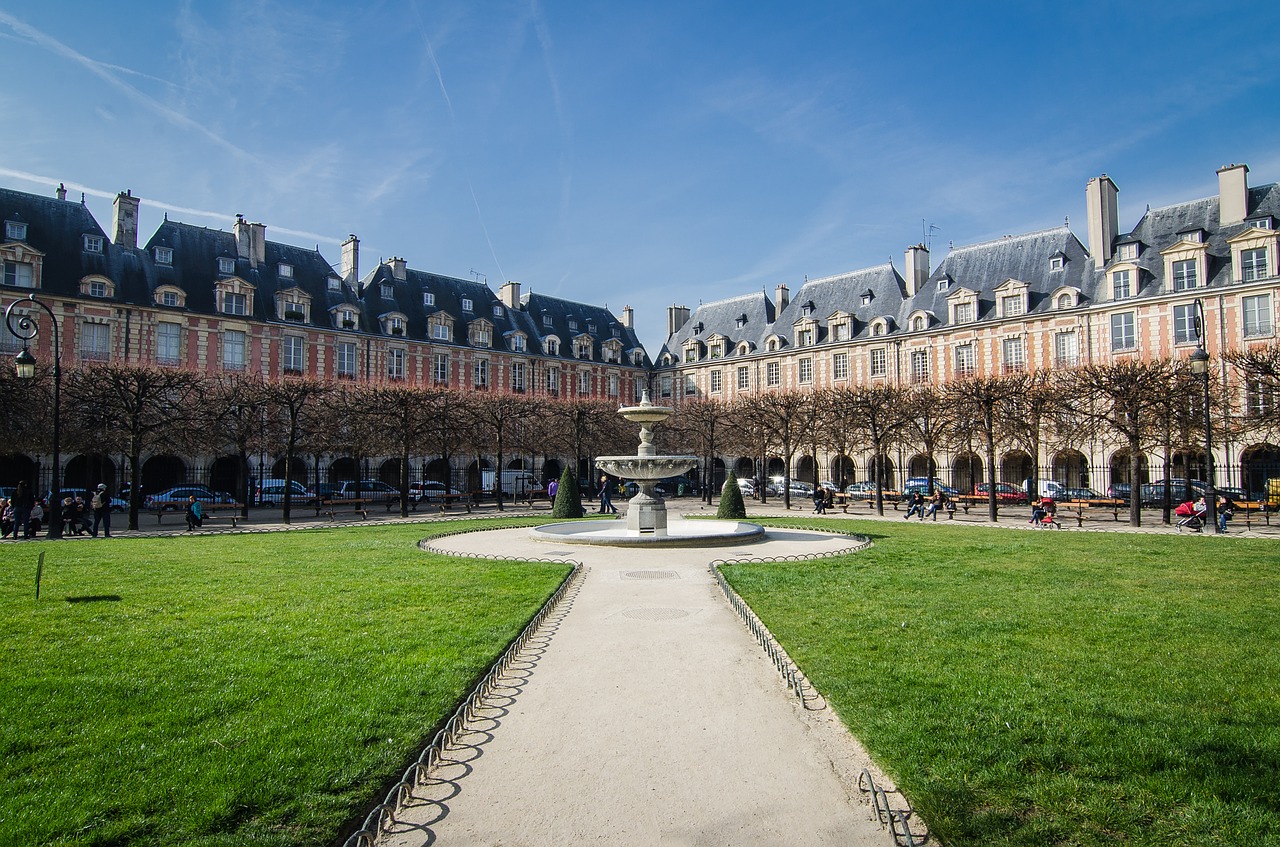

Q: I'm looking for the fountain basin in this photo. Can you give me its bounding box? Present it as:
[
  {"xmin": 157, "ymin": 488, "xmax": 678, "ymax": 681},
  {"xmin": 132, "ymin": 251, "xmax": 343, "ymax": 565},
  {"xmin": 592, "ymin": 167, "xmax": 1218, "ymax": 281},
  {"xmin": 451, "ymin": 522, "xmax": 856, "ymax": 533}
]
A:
[
  {"xmin": 596, "ymin": 455, "xmax": 697, "ymax": 480},
  {"xmin": 530, "ymin": 517, "xmax": 766, "ymax": 548}
]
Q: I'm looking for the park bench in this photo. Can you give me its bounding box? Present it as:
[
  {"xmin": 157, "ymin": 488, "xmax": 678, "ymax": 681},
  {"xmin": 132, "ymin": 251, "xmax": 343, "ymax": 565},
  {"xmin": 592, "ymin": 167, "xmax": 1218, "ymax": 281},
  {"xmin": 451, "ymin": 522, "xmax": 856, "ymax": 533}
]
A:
[
  {"xmin": 1062, "ymin": 498, "xmax": 1127, "ymax": 527},
  {"xmin": 155, "ymin": 502, "xmax": 244, "ymax": 528},
  {"xmin": 432, "ymin": 491, "xmax": 476, "ymax": 514},
  {"xmin": 314, "ymin": 497, "xmax": 369, "ymax": 521},
  {"xmin": 1230, "ymin": 501, "xmax": 1272, "ymax": 530}
]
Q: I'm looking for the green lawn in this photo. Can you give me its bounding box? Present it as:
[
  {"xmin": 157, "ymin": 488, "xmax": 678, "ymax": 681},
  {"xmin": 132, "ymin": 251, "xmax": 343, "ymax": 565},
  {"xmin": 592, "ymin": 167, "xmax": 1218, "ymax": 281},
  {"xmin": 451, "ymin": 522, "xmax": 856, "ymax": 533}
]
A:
[
  {"xmin": 0, "ymin": 519, "xmax": 571, "ymax": 847},
  {"xmin": 723, "ymin": 520, "xmax": 1280, "ymax": 847}
]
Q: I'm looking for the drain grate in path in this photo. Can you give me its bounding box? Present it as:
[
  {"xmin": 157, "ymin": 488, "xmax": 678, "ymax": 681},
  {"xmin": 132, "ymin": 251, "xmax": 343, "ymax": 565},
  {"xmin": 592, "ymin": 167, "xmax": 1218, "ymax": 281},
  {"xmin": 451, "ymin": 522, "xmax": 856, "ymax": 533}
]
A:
[{"xmin": 622, "ymin": 569, "xmax": 679, "ymax": 580}]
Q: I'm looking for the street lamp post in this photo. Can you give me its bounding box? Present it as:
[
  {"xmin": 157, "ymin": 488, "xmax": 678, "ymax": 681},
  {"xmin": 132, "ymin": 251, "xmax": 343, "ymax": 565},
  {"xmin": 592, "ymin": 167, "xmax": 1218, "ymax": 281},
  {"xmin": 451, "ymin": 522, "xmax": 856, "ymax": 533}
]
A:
[
  {"xmin": 5, "ymin": 294, "xmax": 63, "ymax": 539},
  {"xmin": 1189, "ymin": 299, "xmax": 1218, "ymax": 534}
]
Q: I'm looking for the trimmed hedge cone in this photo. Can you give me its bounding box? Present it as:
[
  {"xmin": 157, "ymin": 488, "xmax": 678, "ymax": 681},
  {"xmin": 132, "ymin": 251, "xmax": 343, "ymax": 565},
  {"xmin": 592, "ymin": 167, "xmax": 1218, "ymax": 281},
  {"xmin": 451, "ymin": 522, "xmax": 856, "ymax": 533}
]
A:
[
  {"xmin": 717, "ymin": 469, "xmax": 747, "ymax": 519},
  {"xmin": 551, "ymin": 466, "xmax": 585, "ymax": 518}
]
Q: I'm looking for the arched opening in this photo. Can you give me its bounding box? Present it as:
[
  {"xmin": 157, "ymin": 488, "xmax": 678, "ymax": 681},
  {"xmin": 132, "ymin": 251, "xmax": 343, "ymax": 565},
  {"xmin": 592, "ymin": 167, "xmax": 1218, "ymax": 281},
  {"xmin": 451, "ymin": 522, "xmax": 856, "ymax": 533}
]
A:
[
  {"xmin": 378, "ymin": 458, "xmax": 401, "ymax": 486},
  {"xmin": 64, "ymin": 454, "xmax": 117, "ymax": 493},
  {"xmin": 766, "ymin": 457, "xmax": 785, "ymax": 478},
  {"xmin": 328, "ymin": 457, "xmax": 358, "ymax": 483},
  {"xmin": 951, "ymin": 452, "xmax": 983, "ymax": 493},
  {"xmin": 1052, "ymin": 450, "xmax": 1090, "ymax": 489},
  {"xmin": 0, "ymin": 453, "xmax": 37, "ymax": 489},
  {"xmin": 1240, "ymin": 444, "xmax": 1280, "ymax": 499},
  {"xmin": 208, "ymin": 455, "xmax": 247, "ymax": 500},
  {"xmin": 541, "ymin": 458, "xmax": 563, "ymax": 487},
  {"xmin": 142, "ymin": 455, "xmax": 187, "ymax": 493},
  {"xmin": 1000, "ymin": 451, "xmax": 1032, "ymax": 486},
  {"xmin": 711, "ymin": 457, "xmax": 726, "ymax": 493},
  {"xmin": 470, "ymin": 458, "xmax": 494, "ymax": 493},
  {"xmin": 907, "ymin": 453, "xmax": 932, "ymax": 479},
  {"xmin": 830, "ymin": 455, "xmax": 856, "ymax": 488},
  {"xmin": 795, "ymin": 455, "xmax": 817, "ymax": 485},
  {"xmin": 1171, "ymin": 449, "xmax": 1207, "ymax": 482},
  {"xmin": 1109, "ymin": 449, "xmax": 1150, "ymax": 492},
  {"xmin": 734, "ymin": 457, "xmax": 755, "ymax": 481},
  {"xmin": 270, "ymin": 456, "xmax": 309, "ymax": 486},
  {"xmin": 867, "ymin": 454, "xmax": 895, "ymax": 488},
  {"xmin": 507, "ymin": 457, "xmax": 528, "ymax": 470}
]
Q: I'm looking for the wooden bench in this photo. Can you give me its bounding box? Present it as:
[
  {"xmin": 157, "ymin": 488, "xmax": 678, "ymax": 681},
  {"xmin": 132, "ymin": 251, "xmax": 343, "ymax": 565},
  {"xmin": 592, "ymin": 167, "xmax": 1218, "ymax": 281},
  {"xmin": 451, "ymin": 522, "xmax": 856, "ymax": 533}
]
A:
[
  {"xmin": 1061, "ymin": 498, "xmax": 1127, "ymax": 527},
  {"xmin": 314, "ymin": 498, "xmax": 369, "ymax": 520},
  {"xmin": 431, "ymin": 492, "xmax": 476, "ymax": 514},
  {"xmin": 1230, "ymin": 501, "xmax": 1272, "ymax": 530},
  {"xmin": 156, "ymin": 502, "xmax": 244, "ymax": 528}
]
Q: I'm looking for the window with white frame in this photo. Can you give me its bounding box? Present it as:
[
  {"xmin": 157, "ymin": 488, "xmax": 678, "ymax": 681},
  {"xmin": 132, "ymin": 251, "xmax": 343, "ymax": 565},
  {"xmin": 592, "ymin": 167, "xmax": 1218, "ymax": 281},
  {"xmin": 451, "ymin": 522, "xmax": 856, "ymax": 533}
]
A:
[
  {"xmin": 581, "ymin": 371, "xmax": 594, "ymax": 396},
  {"xmin": 798, "ymin": 358, "xmax": 813, "ymax": 383},
  {"xmin": 659, "ymin": 374, "xmax": 672, "ymax": 398},
  {"xmin": 797, "ymin": 327, "xmax": 814, "ymax": 347},
  {"xmin": 1118, "ymin": 242, "xmax": 1139, "ymax": 261},
  {"xmin": 954, "ymin": 343, "xmax": 975, "ymax": 376},
  {"xmin": 911, "ymin": 315, "xmax": 926, "ymax": 332},
  {"xmin": 1172, "ymin": 259, "xmax": 1198, "ymax": 291},
  {"xmin": 547, "ymin": 366, "xmax": 560, "ymax": 393},
  {"xmin": 511, "ymin": 334, "xmax": 526, "ymax": 352},
  {"xmin": 283, "ymin": 335, "xmax": 305, "ymax": 373},
  {"xmin": 832, "ymin": 322, "xmax": 849, "ymax": 342},
  {"xmin": 493, "ymin": 304, "xmax": 504, "ymax": 318},
  {"xmin": 1054, "ymin": 331, "xmax": 1078, "ymax": 367},
  {"xmin": 161, "ymin": 290, "xmax": 180, "ymax": 307},
  {"xmin": 1112, "ymin": 269, "xmax": 1132, "ymax": 299},
  {"xmin": 81, "ymin": 322, "xmax": 110, "ymax": 361},
  {"xmin": 1002, "ymin": 337, "xmax": 1025, "ymax": 371},
  {"xmin": 84, "ymin": 235, "xmax": 103, "ymax": 253},
  {"xmin": 389, "ymin": 316, "xmax": 405, "ymax": 336},
  {"xmin": 766, "ymin": 362, "xmax": 780, "ymax": 386},
  {"xmin": 88, "ymin": 280, "xmax": 108, "ymax": 298},
  {"xmin": 608, "ymin": 373, "xmax": 618, "ymax": 397},
  {"xmin": 1057, "ymin": 293, "xmax": 1073, "ymax": 310},
  {"xmin": 461, "ymin": 297, "xmax": 473, "ymax": 312},
  {"xmin": 953, "ymin": 301, "xmax": 974, "ymax": 323},
  {"xmin": 224, "ymin": 292, "xmax": 248, "ymax": 316},
  {"xmin": 223, "ymin": 329, "xmax": 246, "ymax": 370},
  {"xmin": 833, "ymin": 352, "xmax": 849, "ymax": 380},
  {"xmin": 336, "ymin": 341, "xmax": 357, "ymax": 377},
  {"xmin": 430, "ymin": 321, "xmax": 450, "ymax": 341},
  {"xmin": 423, "ymin": 291, "xmax": 435, "ymax": 307},
  {"xmin": 155, "ymin": 247, "xmax": 173, "ymax": 265},
  {"xmin": 4, "ymin": 260, "xmax": 35, "ymax": 287},
  {"xmin": 1000, "ymin": 294, "xmax": 1025, "ymax": 317},
  {"xmin": 1246, "ymin": 379, "xmax": 1276, "ymax": 419},
  {"xmin": 339, "ymin": 309, "xmax": 357, "ymax": 330},
  {"xmin": 471, "ymin": 323, "xmax": 491, "ymax": 346},
  {"xmin": 387, "ymin": 348, "xmax": 405, "ymax": 380},
  {"xmin": 1243, "ymin": 294, "xmax": 1273, "ymax": 337},
  {"xmin": 683, "ymin": 374, "xmax": 696, "ymax": 396},
  {"xmin": 218, "ymin": 257, "xmax": 235, "ymax": 274},
  {"xmin": 474, "ymin": 358, "xmax": 489, "ymax": 389},
  {"xmin": 278, "ymin": 263, "xmax": 293, "ymax": 279},
  {"xmin": 1111, "ymin": 312, "xmax": 1136, "ymax": 351},
  {"xmin": 1242, "ymin": 248, "xmax": 1268, "ymax": 282},
  {"xmin": 1173, "ymin": 303, "xmax": 1199, "ymax": 345},
  {"xmin": 910, "ymin": 349, "xmax": 930, "ymax": 383},
  {"xmin": 543, "ymin": 314, "xmax": 554, "ymax": 327},
  {"xmin": 575, "ymin": 338, "xmax": 592, "ymax": 359},
  {"xmin": 380, "ymin": 283, "xmax": 394, "ymax": 299},
  {"xmin": 709, "ymin": 369, "xmax": 723, "ymax": 393},
  {"xmin": 737, "ymin": 366, "xmax": 749, "ymax": 390},
  {"xmin": 1050, "ymin": 255, "xmax": 1065, "ymax": 271},
  {"xmin": 545, "ymin": 337, "xmax": 560, "ymax": 355},
  {"xmin": 328, "ymin": 277, "xmax": 341, "ymax": 292},
  {"xmin": 5, "ymin": 221, "xmax": 27, "ymax": 240},
  {"xmin": 511, "ymin": 361, "xmax": 526, "ymax": 391},
  {"xmin": 432, "ymin": 353, "xmax": 449, "ymax": 383},
  {"xmin": 157, "ymin": 322, "xmax": 181, "ymax": 365},
  {"xmin": 870, "ymin": 348, "xmax": 886, "ymax": 377}
]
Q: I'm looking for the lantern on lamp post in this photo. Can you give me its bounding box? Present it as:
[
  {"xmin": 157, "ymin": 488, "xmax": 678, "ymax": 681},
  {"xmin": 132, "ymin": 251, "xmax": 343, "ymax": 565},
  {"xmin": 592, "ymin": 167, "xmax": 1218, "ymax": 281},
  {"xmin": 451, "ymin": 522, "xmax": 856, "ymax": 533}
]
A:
[
  {"xmin": 5, "ymin": 294, "xmax": 64, "ymax": 539},
  {"xmin": 1189, "ymin": 299, "xmax": 1218, "ymax": 534}
]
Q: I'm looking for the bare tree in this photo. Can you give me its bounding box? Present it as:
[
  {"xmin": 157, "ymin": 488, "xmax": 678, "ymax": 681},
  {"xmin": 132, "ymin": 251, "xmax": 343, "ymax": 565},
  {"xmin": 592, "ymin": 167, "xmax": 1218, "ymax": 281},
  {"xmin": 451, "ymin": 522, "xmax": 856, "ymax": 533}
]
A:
[
  {"xmin": 735, "ymin": 391, "xmax": 817, "ymax": 509},
  {"xmin": 903, "ymin": 385, "xmax": 950, "ymax": 493},
  {"xmin": 360, "ymin": 383, "xmax": 440, "ymax": 516},
  {"xmin": 668, "ymin": 397, "xmax": 733, "ymax": 503},
  {"xmin": 203, "ymin": 372, "xmax": 268, "ymax": 518},
  {"xmin": 1227, "ymin": 343, "xmax": 1280, "ymax": 444},
  {"xmin": 942, "ymin": 375, "xmax": 1022, "ymax": 521},
  {"xmin": 260, "ymin": 376, "xmax": 331, "ymax": 523},
  {"xmin": 998, "ymin": 369, "xmax": 1066, "ymax": 499},
  {"xmin": 828, "ymin": 384, "xmax": 912, "ymax": 515},
  {"xmin": 471, "ymin": 393, "xmax": 540, "ymax": 510}
]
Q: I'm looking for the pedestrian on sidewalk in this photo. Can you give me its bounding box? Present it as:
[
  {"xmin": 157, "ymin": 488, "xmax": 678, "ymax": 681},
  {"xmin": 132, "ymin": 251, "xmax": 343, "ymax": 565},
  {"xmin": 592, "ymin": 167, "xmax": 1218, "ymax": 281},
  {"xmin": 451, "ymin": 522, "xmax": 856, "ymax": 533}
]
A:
[
  {"xmin": 91, "ymin": 484, "xmax": 112, "ymax": 538},
  {"xmin": 598, "ymin": 475, "xmax": 618, "ymax": 514}
]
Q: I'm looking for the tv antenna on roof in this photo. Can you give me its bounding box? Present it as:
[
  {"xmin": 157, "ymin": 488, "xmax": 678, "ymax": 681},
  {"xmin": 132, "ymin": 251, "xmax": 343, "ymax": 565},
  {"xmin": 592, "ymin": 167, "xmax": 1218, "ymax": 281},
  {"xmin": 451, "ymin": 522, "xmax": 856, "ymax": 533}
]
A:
[
  {"xmin": 470, "ymin": 268, "xmax": 486, "ymax": 284},
  {"xmin": 923, "ymin": 220, "xmax": 941, "ymax": 251}
]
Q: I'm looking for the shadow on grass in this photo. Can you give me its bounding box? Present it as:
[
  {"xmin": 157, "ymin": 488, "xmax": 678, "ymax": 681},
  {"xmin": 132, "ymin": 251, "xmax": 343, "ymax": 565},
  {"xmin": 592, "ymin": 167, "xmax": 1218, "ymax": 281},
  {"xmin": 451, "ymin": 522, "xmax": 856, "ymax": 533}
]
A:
[{"xmin": 65, "ymin": 595, "xmax": 123, "ymax": 603}]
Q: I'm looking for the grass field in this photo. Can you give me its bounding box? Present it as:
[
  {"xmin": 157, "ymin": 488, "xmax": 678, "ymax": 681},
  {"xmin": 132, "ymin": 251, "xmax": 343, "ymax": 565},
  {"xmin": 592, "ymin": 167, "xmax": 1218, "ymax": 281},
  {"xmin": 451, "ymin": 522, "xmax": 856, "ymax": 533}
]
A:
[
  {"xmin": 0, "ymin": 519, "xmax": 571, "ymax": 847},
  {"xmin": 723, "ymin": 520, "xmax": 1280, "ymax": 847}
]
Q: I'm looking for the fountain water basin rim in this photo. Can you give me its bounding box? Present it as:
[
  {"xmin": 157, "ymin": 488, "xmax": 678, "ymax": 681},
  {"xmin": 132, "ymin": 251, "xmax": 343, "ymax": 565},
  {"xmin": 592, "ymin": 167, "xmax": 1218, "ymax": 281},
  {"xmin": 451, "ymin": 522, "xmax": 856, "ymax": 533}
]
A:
[
  {"xmin": 596, "ymin": 454, "xmax": 698, "ymax": 481},
  {"xmin": 530, "ymin": 516, "xmax": 766, "ymax": 547}
]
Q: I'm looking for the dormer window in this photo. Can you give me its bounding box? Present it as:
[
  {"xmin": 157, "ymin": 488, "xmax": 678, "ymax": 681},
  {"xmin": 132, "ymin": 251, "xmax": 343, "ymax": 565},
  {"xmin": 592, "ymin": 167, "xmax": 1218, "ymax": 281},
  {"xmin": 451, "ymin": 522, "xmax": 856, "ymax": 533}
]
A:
[
  {"xmin": 588, "ymin": 323, "xmax": 597, "ymax": 333},
  {"xmin": 1057, "ymin": 293, "xmax": 1073, "ymax": 309},
  {"xmin": 511, "ymin": 334, "xmax": 526, "ymax": 352},
  {"xmin": 545, "ymin": 337, "xmax": 560, "ymax": 355},
  {"xmin": 88, "ymin": 279, "xmax": 109, "ymax": 298},
  {"xmin": 380, "ymin": 283, "xmax": 394, "ymax": 299},
  {"xmin": 1118, "ymin": 242, "xmax": 1140, "ymax": 261},
  {"xmin": 832, "ymin": 322, "xmax": 849, "ymax": 342},
  {"xmin": 470, "ymin": 321, "xmax": 492, "ymax": 347},
  {"xmin": 462, "ymin": 297, "xmax": 473, "ymax": 312},
  {"xmin": 736, "ymin": 314, "xmax": 747, "ymax": 329},
  {"xmin": 278, "ymin": 263, "xmax": 293, "ymax": 279},
  {"xmin": 574, "ymin": 337, "xmax": 593, "ymax": 359},
  {"xmin": 911, "ymin": 314, "xmax": 927, "ymax": 332},
  {"xmin": 861, "ymin": 289, "xmax": 874, "ymax": 305},
  {"xmin": 953, "ymin": 301, "xmax": 974, "ymax": 324},
  {"xmin": 1172, "ymin": 259, "xmax": 1198, "ymax": 291},
  {"xmin": 282, "ymin": 300, "xmax": 306, "ymax": 322},
  {"xmin": 83, "ymin": 235, "xmax": 103, "ymax": 253},
  {"xmin": 797, "ymin": 327, "xmax": 814, "ymax": 347},
  {"xmin": 5, "ymin": 221, "xmax": 27, "ymax": 241},
  {"xmin": 493, "ymin": 304, "xmax": 504, "ymax": 318},
  {"xmin": 1180, "ymin": 229, "xmax": 1205, "ymax": 244},
  {"xmin": 327, "ymin": 277, "xmax": 341, "ymax": 292},
  {"xmin": 543, "ymin": 314, "xmax": 554, "ymax": 327},
  {"xmin": 339, "ymin": 309, "xmax": 357, "ymax": 330},
  {"xmin": 218, "ymin": 257, "xmax": 235, "ymax": 274},
  {"xmin": 1000, "ymin": 294, "xmax": 1024, "ymax": 317},
  {"xmin": 427, "ymin": 313, "xmax": 452, "ymax": 341},
  {"xmin": 224, "ymin": 292, "xmax": 248, "ymax": 316},
  {"xmin": 801, "ymin": 301, "xmax": 815, "ymax": 317},
  {"xmin": 155, "ymin": 247, "xmax": 173, "ymax": 266},
  {"xmin": 161, "ymin": 291, "xmax": 179, "ymax": 307},
  {"xmin": 568, "ymin": 318, "xmax": 578, "ymax": 330},
  {"xmin": 423, "ymin": 291, "xmax": 435, "ymax": 307},
  {"xmin": 1247, "ymin": 217, "xmax": 1273, "ymax": 230},
  {"xmin": 389, "ymin": 316, "xmax": 406, "ymax": 336},
  {"xmin": 937, "ymin": 278, "xmax": 950, "ymax": 292},
  {"xmin": 1050, "ymin": 255, "xmax": 1065, "ymax": 271}
]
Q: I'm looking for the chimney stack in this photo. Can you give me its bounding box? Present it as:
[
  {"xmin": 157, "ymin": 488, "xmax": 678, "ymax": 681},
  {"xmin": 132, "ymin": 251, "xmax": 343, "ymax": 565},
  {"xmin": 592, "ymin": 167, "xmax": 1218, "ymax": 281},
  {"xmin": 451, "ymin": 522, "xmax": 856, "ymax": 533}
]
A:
[
  {"xmin": 666, "ymin": 304, "xmax": 690, "ymax": 338},
  {"xmin": 1086, "ymin": 175, "xmax": 1119, "ymax": 268},
  {"xmin": 621, "ymin": 305, "xmax": 634, "ymax": 328},
  {"xmin": 233, "ymin": 216, "xmax": 266, "ymax": 267},
  {"xmin": 1217, "ymin": 163, "xmax": 1250, "ymax": 226},
  {"xmin": 113, "ymin": 190, "xmax": 140, "ymax": 249},
  {"xmin": 775, "ymin": 283, "xmax": 790, "ymax": 312},
  {"xmin": 499, "ymin": 280, "xmax": 522, "ymax": 309},
  {"xmin": 341, "ymin": 234, "xmax": 359, "ymax": 283},
  {"xmin": 904, "ymin": 244, "xmax": 929, "ymax": 296},
  {"xmin": 389, "ymin": 257, "xmax": 407, "ymax": 281},
  {"xmin": 56, "ymin": 183, "xmax": 67, "ymax": 201}
]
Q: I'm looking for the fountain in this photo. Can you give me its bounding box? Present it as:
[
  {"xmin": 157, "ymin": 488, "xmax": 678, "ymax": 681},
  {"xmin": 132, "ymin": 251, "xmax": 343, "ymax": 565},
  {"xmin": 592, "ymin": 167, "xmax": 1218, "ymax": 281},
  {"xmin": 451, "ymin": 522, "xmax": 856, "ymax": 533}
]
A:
[{"xmin": 530, "ymin": 391, "xmax": 764, "ymax": 547}]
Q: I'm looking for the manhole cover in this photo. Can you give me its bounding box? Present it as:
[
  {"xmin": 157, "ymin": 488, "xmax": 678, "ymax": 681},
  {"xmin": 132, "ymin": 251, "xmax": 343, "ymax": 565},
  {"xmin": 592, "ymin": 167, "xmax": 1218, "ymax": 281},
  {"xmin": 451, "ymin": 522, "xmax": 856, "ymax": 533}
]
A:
[
  {"xmin": 622, "ymin": 607, "xmax": 691, "ymax": 621},
  {"xmin": 623, "ymin": 570, "xmax": 679, "ymax": 580}
]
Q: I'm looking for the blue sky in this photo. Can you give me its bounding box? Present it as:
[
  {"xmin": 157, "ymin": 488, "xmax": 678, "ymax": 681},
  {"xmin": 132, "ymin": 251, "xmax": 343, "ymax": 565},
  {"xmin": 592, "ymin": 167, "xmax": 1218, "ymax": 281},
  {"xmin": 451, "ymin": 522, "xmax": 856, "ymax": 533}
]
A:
[{"xmin": 3, "ymin": 1, "xmax": 1279, "ymax": 351}]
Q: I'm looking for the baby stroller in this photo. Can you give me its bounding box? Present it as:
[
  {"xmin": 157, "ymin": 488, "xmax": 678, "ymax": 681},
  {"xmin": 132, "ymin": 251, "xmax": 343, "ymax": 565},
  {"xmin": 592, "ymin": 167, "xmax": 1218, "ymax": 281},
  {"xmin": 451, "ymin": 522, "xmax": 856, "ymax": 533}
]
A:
[
  {"xmin": 1031, "ymin": 496, "xmax": 1061, "ymax": 529},
  {"xmin": 1174, "ymin": 500, "xmax": 1205, "ymax": 532}
]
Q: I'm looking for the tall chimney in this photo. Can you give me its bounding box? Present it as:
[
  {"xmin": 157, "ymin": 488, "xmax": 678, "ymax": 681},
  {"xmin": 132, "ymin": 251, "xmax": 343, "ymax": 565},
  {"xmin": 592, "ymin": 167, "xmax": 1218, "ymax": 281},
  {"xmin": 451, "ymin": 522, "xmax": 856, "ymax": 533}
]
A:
[
  {"xmin": 499, "ymin": 280, "xmax": 522, "ymax": 309},
  {"xmin": 249, "ymin": 222, "xmax": 266, "ymax": 267},
  {"xmin": 1086, "ymin": 175, "xmax": 1119, "ymax": 268},
  {"xmin": 904, "ymin": 244, "xmax": 929, "ymax": 296},
  {"xmin": 1217, "ymin": 163, "xmax": 1250, "ymax": 226},
  {"xmin": 113, "ymin": 190, "xmax": 140, "ymax": 249},
  {"xmin": 389, "ymin": 257, "xmax": 407, "ymax": 281},
  {"xmin": 56, "ymin": 183, "xmax": 67, "ymax": 201},
  {"xmin": 666, "ymin": 304, "xmax": 690, "ymax": 338},
  {"xmin": 775, "ymin": 283, "xmax": 790, "ymax": 312},
  {"xmin": 621, "ymin": 305, "xmax": 634, "ymax": 328},
  {"xmin": 234, "ymin": 215, "xmax": 252, "ymax": 261},
  {"xmin": 341, "ymin": 234, "xmax": 359, "ymax": 283}
]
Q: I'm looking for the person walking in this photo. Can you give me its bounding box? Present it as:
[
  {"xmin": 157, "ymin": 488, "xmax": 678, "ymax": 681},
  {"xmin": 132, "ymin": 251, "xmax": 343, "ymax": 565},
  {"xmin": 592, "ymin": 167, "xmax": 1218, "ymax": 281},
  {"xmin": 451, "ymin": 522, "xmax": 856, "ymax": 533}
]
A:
[
  {"xmin": 598, "ymin": 475, "xmax": 618, "ymax": 514},
  {"xmin": 91, "ymin": 484, "xmax": 112, "ymax": 538},
  {"xmin": 546, "ymin": 477, "xmax": 559, "ymax": 506}
]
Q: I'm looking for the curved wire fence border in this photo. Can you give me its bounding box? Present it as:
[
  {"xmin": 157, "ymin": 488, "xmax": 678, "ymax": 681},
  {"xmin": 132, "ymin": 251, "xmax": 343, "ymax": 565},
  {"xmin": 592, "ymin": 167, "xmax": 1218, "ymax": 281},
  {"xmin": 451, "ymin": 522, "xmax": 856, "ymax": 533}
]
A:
[
  {"xmin": 339, "ymin": 534, "xmax": 583, "ymax": 847},
  {"xmin": 711, "ymin": 524, "xmax": 927, "ymax": 846}
]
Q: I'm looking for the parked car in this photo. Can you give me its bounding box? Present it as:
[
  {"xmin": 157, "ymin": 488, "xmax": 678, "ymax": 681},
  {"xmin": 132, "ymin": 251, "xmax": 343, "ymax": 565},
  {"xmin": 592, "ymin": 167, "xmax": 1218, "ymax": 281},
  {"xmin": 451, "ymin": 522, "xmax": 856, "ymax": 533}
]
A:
[
  {"xmin": 734, "ymin": 477, "xmax": 756, "ymax": 497},
  {"xmin": 900, "ymin": 477, "xmax": 959, "ymax": 499},
  {"xmin": 410, "ymin": 481, "xmax": 463, "ymax": 502},
  {"xmin": 973, "ymin": 482, "xmax": 1029, "ymax": 504},
  {"xmin": 255, "ymin": 479, "xmax": 313, "ymax": 506},
  {"xmin": 335, "ymin": 480, "xmax": 401, "ymax": 504},
  {"xmin": 1140, "ymin": 478, "xmax": 1206, "ymax": 507},
  {"xmin": 1034, "ymin": 479, "xmax": 1067, "ymax": 498},
  {"xmin": 49, "ymin": 487, "xmax": 129, "ymax": 512},
  {"xmin": 844, "ymin": 480, "xmax": 896, "ymax": 497},
  {"xmin": 1105, "ymin": 482, "xmax": 1131, "ymax": 500},
  {"xmin": 145, "ymin": 485, "xmax": 236, "ymax": 511},
  {"xmin": 1062, "ymin": 487, "xmax": 1102, "ymax": 501}
]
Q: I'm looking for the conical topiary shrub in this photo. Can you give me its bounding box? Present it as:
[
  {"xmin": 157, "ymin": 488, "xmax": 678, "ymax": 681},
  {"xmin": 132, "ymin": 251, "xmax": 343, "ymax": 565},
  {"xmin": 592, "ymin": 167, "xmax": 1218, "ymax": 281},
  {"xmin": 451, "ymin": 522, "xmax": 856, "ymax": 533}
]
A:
[
  {"xmin": 717, "ymin": 469, "xmax": 747, "ymax": 519},
  {"xmin": 551, "ymin": 466, "xmax": 585, "ymax": 518}
]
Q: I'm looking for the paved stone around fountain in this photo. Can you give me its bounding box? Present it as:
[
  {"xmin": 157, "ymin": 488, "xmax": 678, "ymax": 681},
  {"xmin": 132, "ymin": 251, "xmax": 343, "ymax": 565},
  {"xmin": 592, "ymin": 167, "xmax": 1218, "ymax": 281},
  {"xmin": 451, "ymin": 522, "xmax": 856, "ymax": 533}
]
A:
[{"xmin": 379, "ymin": 518, "xmax": 898, "ymax": 847}]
